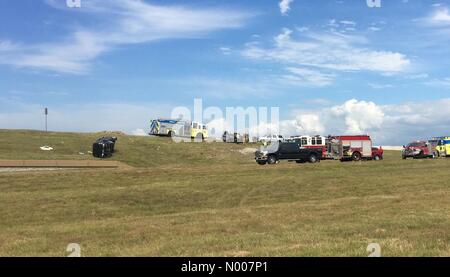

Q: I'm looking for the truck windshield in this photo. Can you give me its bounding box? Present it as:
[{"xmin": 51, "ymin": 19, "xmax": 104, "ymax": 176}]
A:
[
  {"xmin": 407, "ymin": 142, "xmax": 424, "ymax": 147},
  {"xmin": 259, "ymin": 141, "xmax": 280, "ymax": 152}
]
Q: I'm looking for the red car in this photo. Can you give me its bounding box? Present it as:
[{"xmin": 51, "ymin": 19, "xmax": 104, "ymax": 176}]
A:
[
  {"xmin": 372, "ymin": 147, "xmax": 384, "ymax": 161},
  {"xmin": 402, "ymin": 141, "xmax": 434, "ymax": 159}
]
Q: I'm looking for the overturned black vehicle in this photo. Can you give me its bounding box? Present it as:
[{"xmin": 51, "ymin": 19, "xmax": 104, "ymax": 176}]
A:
[
  {"xmin": 93, "ymin": 137, "xmax": 117, "ymax": 158},
  {"xmin": 255, "ymin": 141, "xmax": 323, "ymax": 165}
]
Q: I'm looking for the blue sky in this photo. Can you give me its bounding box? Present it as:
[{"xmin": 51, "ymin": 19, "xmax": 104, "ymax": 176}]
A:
[{"xmin": 1, "ymin": 0, "xmax": 450, "ymax": 144}]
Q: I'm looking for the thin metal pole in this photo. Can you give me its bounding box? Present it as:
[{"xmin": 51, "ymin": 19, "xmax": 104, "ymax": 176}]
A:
[{"xmin": 45, "ymin": 108, "xmax": 48, "ymax": 132}]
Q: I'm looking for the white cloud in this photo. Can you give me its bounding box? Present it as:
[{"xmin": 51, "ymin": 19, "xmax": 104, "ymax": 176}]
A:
[
  {"xmin": 425, "ymin": 77, "xmax": 450, "ymax": 88},
  {"xmin": 0, "ymin": 31, "xmax": 107, "ymax": 74},
  {"xmin": 326, "ymin": 19, "xmax": 357, "ymax": 33},
  {"xmin": 0, "ymin": 0, "xmax": 252, "ymax": 74},
  {"xmin": 329, "ymin": 99, "xmax": 384, "ymax": 134},
  {"xmin": 219, "ymin": 47, "xmax": 232, "ymax": 55},
  {"xmin": 279, "ymin": 0, "xmax": 294, "ymax": 15},
  {"xmin": 281, "ymin": 114, "xmax": 325, "ymax": 135},
  {"xmin": 242, "ymin": 28, "xmax": 410, "ymax": 74},
  {"xmin": 422, "ymin": 8, "xmax": 450, "ymax": 27},
  {"xmin": 274, "ymin": 99, "xmax": 385, "ymax": 138},
  {"xmin": 328, "ymin": 19, "xmax": 339, "ymax": 28},
  {"xmin": 305, "ymin": 98, "xmax": 332, "ymax": 106},
  {"xmin": 0, "ymin": 40, "xmax": 19, "ymax": 52},
  {"xmin": 340, "ymin": 20, "xmax": 356, "ymax": 26},
  {"xmin": 282, "ymin": 67, "xmax": 335, "ymax": 87},
  {"xmin": 378, "ymin": 99, "xmax": 450, "ymax": 143},
  {"xmin": 368, "ymin": 26, "xmax": 381, "ymax": 31},
  {"xmin": 278, "ymin": 98, "xmax": 450, "ymax": 145},
  {"xmin": 368, "ymin": 83, "xmax": 394, "ymax": 89},
  {"xmin": 429, "ymin": 8, "xmax": 450, "ymax": 25},
  {"xmin": 296, "ymin": 27, "xmax": 309, "ymax": 32},
  {"xmin": 405, "ymin": 73, "xmax": 429, "ymax": 80}
]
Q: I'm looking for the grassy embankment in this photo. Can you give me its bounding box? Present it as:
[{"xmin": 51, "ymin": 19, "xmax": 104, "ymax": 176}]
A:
[{"xmin": 0, "ymin": 130, "xmax": 448, "ymax": 256}]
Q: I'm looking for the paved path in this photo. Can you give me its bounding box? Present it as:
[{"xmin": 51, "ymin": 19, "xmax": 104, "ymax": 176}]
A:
[
  {"xmin": 0, "ymin": 168, "xmax": 69, "ymax": 173},
  {"xmin": 0, "ymin": 160, "xmax": 132, "ymax": 169}
]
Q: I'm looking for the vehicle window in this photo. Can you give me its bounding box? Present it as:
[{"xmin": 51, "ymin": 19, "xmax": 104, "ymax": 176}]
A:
[
  {"xmin": 301, "ymin": 138, "xmax": 308, "ymax": 145},
  {"xmin": 317, "ymin": 138, "xmax": 322, "ymax": 145},
  {"xmin": 259, "ymin": 141, "xmax": 279, "ymax": 152},
  {"xmin": 311, "ymin": 138, "xmax": 316, "ymax": 145},
  {"xmin": 193, "ymin": 123, "xmax": 198, "ymax": 129},
  {"xmin": 281, "ymin": 143, "xmax": 297, "ymax": 151},
  {"xmin": 203, "ymin": 125, "xmax": 207, "ymax": 130},
  {"xmin": 408, "ymin": 142, "xmax": 423, "ymax": 147},
  {"xmin": 350, "ymin": 141, "xmax": 362, "ymax": 148}
]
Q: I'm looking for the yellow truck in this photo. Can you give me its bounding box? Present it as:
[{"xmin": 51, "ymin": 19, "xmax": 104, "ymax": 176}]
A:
[
  {"xmin": 434, "ymin": 136, "xmax": 450, "ymax": 157},
  {"xmin": 149, "ymin": 119, "xmax": 208, "ymax": 140}
]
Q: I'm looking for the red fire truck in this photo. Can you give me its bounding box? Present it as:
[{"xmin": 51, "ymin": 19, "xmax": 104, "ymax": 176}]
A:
[
  {"xmin": 289, "ymin": 135, "xmax": 383, "ymax": 161},
  {"xmin": 325, "ymin": 135, "xmax": 383, "ymax": 161}
]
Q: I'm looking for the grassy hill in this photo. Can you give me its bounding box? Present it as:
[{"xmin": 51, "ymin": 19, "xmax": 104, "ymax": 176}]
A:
[
  {"xmin": 0, "ymin": 129, "xmax": 249, "ymax": 167},
  {"xmin": 0, "ymin": 130, "xmax": 448, "ymax": 256}
]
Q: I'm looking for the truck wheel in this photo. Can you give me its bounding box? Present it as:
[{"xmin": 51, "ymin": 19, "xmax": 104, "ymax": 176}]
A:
[
  {"xmin": 308, "ymin": 154, "xmax": 318, "ymax": 163},
  {"xmin": 402, "ymin": 156, "xmax": 407, "ymax": 160},
  {"xmin": 373, "ymin": 155, "xmax": 381, "ymax": 161},
  {"xmin": 168, "ymin": 131, "xmax": 174, "ymax": 137},
  {"xmin": 267, "ymin": 155, "xmax": 277, "ymax": 165},
  {"xmin": 257, "ymin": 161, "xmax": 267, "ymax": 165},
  {"xmin": 352, "ymin": 152, "xmax": 362, "ymax": 161}
]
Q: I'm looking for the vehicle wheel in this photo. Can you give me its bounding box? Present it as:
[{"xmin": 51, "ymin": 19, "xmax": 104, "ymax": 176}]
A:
[
  {"xmin": 402, "ymin": 156, "xmax": 407, "ymax": 160},
  {"xmin": 296, "ymin": 160, "xmax": 305, "ymax": 164},
  {"xmin": 415, "ymin": 151, "xmax": 424, "ymax": 159},
  {"xmin": 257, "ymin": 161, "xmax": 267, "ymax": 165},
  {"xmin": 267, "ymin": 155, "xmax": 277, "ymax": 165},
  {"xmin": 352, "ymin": 152, "xmax": 362, "ymax": 161},
  {"xmin": 308, "ymin": 154, "xmax": 319, "ymax": 163},
  {"xmin": 373, "ymin": 155, "xmax": 381, "ymax": 161},
  {"xmin": 168, "ymin": 131, "xmax": 174, "ymax": 137}
]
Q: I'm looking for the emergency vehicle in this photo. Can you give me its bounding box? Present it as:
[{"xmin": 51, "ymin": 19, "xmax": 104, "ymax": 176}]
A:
[
  {"xmin": 149, "ymin": 119, "xmax": 208, "ymax": 140},
  {"xmin": 434, "ymin": 136, "xmax": 450, "ymax": 157},
  {"xmin": 325, "ymin": 135, "xmax": 383, "ymax": 161},
  {"xmin": 290, "ymin": 135, "xmax": 383, "ymax": 161}
]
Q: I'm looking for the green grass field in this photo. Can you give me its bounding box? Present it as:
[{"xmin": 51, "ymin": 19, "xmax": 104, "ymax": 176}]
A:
[{"xmin": 0, "ymin": 130, "xmax": 448, "ymax": 256}]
